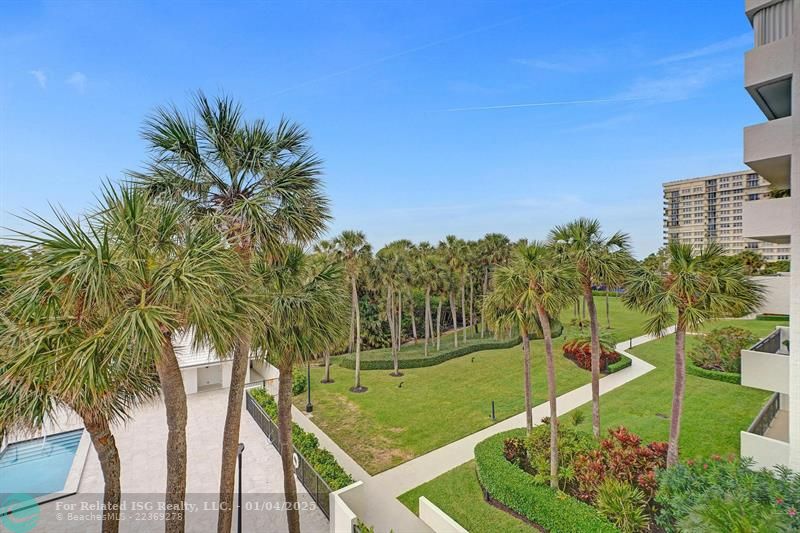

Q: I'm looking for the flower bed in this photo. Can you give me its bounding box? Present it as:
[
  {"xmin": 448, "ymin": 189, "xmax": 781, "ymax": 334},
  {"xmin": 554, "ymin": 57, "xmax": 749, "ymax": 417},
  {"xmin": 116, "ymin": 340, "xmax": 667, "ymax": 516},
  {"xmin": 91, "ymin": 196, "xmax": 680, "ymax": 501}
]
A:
[
  {"xmin": 248, "ymin": 388, "xmax": 353, "ymax": 490},
  {"xmin": 475, "ymin": 429, "xmax": 617, "ymax": 532},
  {"xmin": 339, "ymin": 322, "xmax": 563, "ymax": 370}
]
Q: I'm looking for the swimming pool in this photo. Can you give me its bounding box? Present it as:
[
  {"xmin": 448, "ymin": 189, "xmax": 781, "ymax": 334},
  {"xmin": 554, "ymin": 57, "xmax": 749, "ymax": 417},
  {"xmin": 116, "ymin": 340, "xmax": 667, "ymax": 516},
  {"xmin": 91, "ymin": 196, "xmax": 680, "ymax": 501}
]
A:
[{"xmin": 0, "ymin": 429, "xmax": 84, "ymax": 497}]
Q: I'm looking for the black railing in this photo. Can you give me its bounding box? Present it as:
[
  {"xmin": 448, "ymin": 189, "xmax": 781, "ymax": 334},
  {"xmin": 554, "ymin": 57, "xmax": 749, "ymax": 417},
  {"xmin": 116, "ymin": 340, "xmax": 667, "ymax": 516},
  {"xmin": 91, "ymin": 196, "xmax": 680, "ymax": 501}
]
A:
[
  {"xmin": 751, "ymin": 329, "xmax": 783, "ymax": 355},
  {"xmin": 245, "ymin": 393, "xmax": 332, "ymax": 518},
  {"xmin": 748, "ymin": 392, "xmax": 781, "ymax": 436}
]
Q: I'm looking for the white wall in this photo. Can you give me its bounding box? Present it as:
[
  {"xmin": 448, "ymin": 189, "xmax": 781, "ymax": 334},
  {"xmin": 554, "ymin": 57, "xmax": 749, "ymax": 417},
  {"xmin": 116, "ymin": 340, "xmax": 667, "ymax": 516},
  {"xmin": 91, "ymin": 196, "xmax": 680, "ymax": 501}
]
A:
[
  {"xmin": 742, "ymin": 431, "xmax": 791, "ymax": 470},
  {"xmin": 418, "ymin": 497, "xmax": 468, "ymax": 533},
  {"xmin": 753, "ymin": 274, "xmax": 791, "ymax": 315},
  {"xmin": 329, "ymin": 481, "xmax": 363, "ymax": 533},
  {"xmin": 181, "ymin": 367, "xmax": 198, "ymax": 394}
]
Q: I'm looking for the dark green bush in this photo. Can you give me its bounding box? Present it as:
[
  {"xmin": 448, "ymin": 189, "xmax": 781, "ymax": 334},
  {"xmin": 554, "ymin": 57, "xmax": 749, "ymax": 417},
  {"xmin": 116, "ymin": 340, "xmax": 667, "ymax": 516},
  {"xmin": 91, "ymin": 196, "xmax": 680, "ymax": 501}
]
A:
[
  {"xmin": 607, "ymin": 354, "xmax": 632, "ymax": 374},
  {"xmin": 248, "ymin": 388, "xmax": 354, "ymax": 490},
  {"xmin": 474, "ymin": 429, "xmax": 617, "ymax": 533},
  {"xmin": 339, "ymin": 322, "xmax": 563, "ymax": 370},
  {"xmin": 292, "ymin": 369, "xmax": 307, "ymax": 395},
  {"xmin": 595, "ymin": 478, "xmax": 650, "ymax": 533},
  {"xmin": 686, "ymin": 360, "xmax": 740, "ymax": 384},
  {"xmin": 689, "ymin": 327, "xmax": 757, "ymax": 374},
  {"xmin": 521, "ymin": 418, "xmax": 594, "ymax": 491},
  {"xmin": 756, "ymin": 314, "xmax": 790, "ymax": 321}
]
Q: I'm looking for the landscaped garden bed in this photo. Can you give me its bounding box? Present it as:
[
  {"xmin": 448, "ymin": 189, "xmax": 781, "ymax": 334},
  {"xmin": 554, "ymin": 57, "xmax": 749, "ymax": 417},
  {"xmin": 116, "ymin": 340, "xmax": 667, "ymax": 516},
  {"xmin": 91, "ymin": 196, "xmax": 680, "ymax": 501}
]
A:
[
  {"xmin": 562, "ymin": 332, "xmax": 631, "ymax": 374},
  {"xmin": 685, "ymin": 326, "xmax": 757, "ymax": 384}
]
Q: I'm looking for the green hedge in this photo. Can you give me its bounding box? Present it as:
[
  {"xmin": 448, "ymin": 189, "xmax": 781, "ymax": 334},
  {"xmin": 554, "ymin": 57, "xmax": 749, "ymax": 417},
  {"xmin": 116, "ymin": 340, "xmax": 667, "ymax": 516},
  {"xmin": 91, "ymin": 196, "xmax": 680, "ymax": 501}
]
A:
[
  {"xmin": 474, "ymin": 430, "xmax": 617, "ymax": 532},
  {"xmin": 248, "ymin": 388, "xmax": 354, "ymax": 490},
  {"xmin": 339, "ymin": 322, "xmax": 563, "ymax": 371},
  {"xmin": 607, "ymin": 354, "xmax": 632, "ymax": 374},
  {"xmin": 756, "ymin": 314, "xmax": 790, "ymax": 321},
  {"xmin": 686, "ymin": 360, "xmax": 740, "ymax": 384},
  {"xmin": 592, "ymin": 290, "xmax": 622, "ymax": 297}
]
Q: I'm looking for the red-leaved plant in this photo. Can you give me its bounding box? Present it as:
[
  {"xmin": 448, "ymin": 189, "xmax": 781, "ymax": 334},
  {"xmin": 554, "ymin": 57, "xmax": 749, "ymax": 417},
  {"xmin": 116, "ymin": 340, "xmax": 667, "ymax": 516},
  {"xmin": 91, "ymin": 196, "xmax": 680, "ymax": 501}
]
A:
[
  {"xmin": 563, "ymin": 335, "xmax": 621, "ymax": 371},
  {"xmin": 572, "ymin": 426, "xmax": 668, "ymax": 503}
]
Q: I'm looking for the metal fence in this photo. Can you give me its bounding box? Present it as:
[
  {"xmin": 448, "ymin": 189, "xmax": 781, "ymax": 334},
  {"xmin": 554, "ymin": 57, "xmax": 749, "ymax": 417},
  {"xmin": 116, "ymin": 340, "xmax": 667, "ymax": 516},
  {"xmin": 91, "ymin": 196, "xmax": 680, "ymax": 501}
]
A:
[
  {"xmin": 245, "ymin": 392, "xmax": 332, "ymax": 518},
  {"xmin": 748, "ymin": 392, "xmax": 781, "ymax": 436}
]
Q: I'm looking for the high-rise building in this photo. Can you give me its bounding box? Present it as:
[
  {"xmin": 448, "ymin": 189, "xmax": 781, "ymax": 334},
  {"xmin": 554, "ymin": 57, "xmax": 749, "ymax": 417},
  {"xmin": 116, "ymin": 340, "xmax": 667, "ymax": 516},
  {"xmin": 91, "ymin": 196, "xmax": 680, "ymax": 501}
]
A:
[
  {"xmin": 663, "ymin": 170, "xmax": 790, "ymax": 261},
  {"xmin": 738, "ymin": 0, "xmax": 798, "ymax": 471}
]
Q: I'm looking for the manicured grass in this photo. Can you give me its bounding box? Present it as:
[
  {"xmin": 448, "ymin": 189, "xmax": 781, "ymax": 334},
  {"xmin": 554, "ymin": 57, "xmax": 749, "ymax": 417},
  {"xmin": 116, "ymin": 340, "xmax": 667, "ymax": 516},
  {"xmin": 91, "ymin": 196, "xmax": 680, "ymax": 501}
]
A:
[
  {"xmin": 566, "ymin": 318, "xmax": 786, "ymax": 459},
  {"xmin": 295, "ymin": 297, "xmax": 647, "ymax": 474},
  {"xmin": 398, "ymin": 461, "xmax": 532, "ymax": 533}
]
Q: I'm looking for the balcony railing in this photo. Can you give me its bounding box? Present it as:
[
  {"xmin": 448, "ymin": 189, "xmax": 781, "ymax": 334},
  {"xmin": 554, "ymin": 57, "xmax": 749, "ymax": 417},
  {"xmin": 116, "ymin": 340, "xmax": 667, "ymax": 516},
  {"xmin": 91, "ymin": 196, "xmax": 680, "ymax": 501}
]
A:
[
  {"xmin": 751, "ymin": 328, "xmax": 784, "ymax": 354},
  {"xmin": 748, "ymin": 392, "xmax": 781, "ymax": 436},
  {"xmin": 753, "ymin": 0, "xmax": 793, "ymax": 46}
]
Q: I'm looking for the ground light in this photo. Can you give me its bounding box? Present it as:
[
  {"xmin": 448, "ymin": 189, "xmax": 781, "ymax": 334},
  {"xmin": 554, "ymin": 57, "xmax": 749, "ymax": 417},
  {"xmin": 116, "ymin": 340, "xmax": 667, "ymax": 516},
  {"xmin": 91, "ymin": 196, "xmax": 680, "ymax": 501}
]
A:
[{"xmin": 305, "ymin": 362, "xmax": 313, "ymax": 412}]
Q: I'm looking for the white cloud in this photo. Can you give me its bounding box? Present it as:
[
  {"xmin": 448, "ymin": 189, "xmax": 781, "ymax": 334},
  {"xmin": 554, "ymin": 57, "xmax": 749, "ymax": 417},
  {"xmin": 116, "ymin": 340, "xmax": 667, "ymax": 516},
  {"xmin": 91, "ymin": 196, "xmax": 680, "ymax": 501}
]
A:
[
  {"xmin": 29, "ymin": 69, "xmax": 46, "ymax": 89},
  {"xmin": 513, "ymin": 51, "xmax": 608, "ymax": 74},
  {"xmin": 66, "ymin": 71, "xmax": 87, "ymax": 93},
  {"xmin": 654, "ymin": 33, "xmax": 751, "ymax": 65},
  {"xmin": 618, "ymin": 60, "xmax": 737, "ymax": 103}
]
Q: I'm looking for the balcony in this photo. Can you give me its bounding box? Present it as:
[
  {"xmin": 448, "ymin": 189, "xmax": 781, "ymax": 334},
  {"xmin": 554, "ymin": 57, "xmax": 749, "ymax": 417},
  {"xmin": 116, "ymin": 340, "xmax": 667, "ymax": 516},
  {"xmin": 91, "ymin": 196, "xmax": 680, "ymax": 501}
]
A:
[
  {"xmin": 741, "ymin": 327, "xmax": 790, "ymax": 394},
  {"xmin": 744, "ymin": 117, "xmax": 792, "ymax": 188},
  {"xmin": 741, "ymin": 392, "xmax": 790, "ymax": 470},
  {"xmin": 742, "ymin": 196, "xmax": 792, "ymax": 243}
]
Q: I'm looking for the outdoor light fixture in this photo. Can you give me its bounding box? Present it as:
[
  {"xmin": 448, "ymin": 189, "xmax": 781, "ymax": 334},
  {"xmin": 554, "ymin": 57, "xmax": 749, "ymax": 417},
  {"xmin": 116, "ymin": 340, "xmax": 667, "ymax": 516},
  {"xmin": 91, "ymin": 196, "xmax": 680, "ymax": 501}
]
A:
[{"xmin": 305, "ymin": 362, "xmax": 313, "ymax": 412}]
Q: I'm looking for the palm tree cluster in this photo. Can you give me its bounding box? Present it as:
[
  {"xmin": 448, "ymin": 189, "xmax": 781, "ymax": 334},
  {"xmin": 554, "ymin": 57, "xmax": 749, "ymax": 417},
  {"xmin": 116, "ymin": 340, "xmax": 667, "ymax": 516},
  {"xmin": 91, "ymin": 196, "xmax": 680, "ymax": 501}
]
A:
[{"xmin": 0, "ymin": 94, "xmax": 344, "ymax": 533}]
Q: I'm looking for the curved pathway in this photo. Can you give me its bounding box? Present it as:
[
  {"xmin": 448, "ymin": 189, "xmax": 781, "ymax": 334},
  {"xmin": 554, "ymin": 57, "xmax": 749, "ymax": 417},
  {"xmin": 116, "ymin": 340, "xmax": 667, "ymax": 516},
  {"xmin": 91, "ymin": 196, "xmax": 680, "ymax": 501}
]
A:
[{"xmin": 293, "ymin": 328, "xmax": 673, "ymax": 532}]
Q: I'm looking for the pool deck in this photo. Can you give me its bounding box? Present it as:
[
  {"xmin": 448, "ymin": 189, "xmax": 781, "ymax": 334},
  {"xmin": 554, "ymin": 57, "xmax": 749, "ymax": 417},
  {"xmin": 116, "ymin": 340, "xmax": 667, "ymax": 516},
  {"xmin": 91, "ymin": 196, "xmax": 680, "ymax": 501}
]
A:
[{"xmin": 28, "ymin": 388, "xmax": 328, "ymax": 533}]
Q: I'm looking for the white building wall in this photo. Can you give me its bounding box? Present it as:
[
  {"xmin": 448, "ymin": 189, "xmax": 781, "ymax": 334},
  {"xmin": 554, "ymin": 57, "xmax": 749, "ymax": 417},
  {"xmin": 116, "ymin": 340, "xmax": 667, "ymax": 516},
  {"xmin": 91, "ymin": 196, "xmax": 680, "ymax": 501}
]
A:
[
  {"xmin": 754, "ymin": 274, "xmax": 792, "ymax": 315},
  {"xmin": 789, "ymin": 0, "xmax": 800, "ymax": 470},
  {"xmin": 181, "ymin": 367, "xmax": 198, "ymax": 394}
]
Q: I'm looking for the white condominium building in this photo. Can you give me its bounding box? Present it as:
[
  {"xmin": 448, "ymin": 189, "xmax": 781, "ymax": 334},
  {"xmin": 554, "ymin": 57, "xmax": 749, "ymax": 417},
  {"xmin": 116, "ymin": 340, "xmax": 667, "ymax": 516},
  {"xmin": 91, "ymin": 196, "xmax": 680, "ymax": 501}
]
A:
[{"xmin": 663, "ymin": 171, "xmax": 790, "ymax": 261}]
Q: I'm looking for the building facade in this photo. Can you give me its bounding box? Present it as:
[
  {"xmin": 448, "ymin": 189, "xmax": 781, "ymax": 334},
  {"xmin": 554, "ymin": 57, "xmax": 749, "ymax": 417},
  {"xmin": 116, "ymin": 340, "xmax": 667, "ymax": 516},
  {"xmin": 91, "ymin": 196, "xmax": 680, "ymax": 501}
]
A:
[
  {"xmin": 663, "ymin": 171, "xmax": 790, "ymax": 261},
  {"xmin": 738, "ymin": 0, "xmax": 798, "ymax": 471}
]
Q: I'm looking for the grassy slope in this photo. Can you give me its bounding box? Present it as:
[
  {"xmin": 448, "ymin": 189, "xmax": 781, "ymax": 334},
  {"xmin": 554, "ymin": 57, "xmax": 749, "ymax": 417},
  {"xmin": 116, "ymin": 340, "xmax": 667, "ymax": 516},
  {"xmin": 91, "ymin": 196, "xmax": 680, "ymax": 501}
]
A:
[
  {"xmin": 295, "ymin": 298, "xmax": 646, "ymax": 474},
  {"xmin": 397, "ymin": 318, "xmax": 786, "ymax": 532}
]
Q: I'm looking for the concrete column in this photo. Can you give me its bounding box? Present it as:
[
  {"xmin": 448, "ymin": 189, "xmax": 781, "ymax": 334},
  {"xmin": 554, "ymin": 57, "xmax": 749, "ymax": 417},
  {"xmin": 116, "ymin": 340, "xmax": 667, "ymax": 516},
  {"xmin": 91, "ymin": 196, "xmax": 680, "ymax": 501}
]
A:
[{"xmin": 789, "ymin": 0, "xmax": 800, "ymax": 470}]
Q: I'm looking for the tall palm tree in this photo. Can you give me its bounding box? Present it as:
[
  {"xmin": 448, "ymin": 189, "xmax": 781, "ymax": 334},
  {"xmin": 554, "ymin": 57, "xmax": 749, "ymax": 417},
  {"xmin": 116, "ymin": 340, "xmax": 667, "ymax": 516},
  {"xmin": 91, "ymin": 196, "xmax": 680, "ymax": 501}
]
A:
[
  {"xmin": 7, "ymin": 189, "xmax": 242, "ymax": 533},
  {"xmin": 415, "ymin": 242, "xmax": 438, "ymax": 356},
  {"xmin": 623, "ymin": 242, "xmax": 762, "ymax": 466},
  {"xmin": 253, "ymin": 246, "xmax": 347, "ymax": 533},
  {"xmin": 439, "ymin": 236, "xmax": 464, "ymax": 348},
  {"xmin": 550, "ymin": 218, "xmax": 632, "ymax": 439},
  {"xmin": 331, "ymin": 231, "xmax": 371, "ymax": 391},
  {"xmin": 479, "ymin": 235, "xmax": 511, "ymax": 340},
  {"xmin": 133, "ymin": 93, "xmax": 329, "ymax": 532}
]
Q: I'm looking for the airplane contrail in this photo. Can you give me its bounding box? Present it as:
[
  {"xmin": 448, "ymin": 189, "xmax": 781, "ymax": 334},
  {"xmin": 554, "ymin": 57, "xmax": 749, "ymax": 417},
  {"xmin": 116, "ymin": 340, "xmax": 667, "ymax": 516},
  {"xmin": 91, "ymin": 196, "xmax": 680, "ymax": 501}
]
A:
[{"xmin": 439, "ymin": 95, "xmax": 650, "ymax": 112}]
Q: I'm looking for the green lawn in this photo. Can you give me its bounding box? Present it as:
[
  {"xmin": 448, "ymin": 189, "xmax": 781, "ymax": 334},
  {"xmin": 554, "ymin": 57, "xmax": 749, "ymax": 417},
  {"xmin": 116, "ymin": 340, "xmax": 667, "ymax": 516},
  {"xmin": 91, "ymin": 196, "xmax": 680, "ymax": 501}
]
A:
[
  {"xmin": 397, "ymin": 318, "xmax": 786, "ymax": 532},
  {"xmin": 296, "ymin": 297, "xmax": 646, "ymax": 474},
  {"xmin": 566, "ymin": 317, "xmax": 785, "ymax": 459},
  {"xmin": 398, "ymin": 461, "xmax": 531, "ymax": 533}
]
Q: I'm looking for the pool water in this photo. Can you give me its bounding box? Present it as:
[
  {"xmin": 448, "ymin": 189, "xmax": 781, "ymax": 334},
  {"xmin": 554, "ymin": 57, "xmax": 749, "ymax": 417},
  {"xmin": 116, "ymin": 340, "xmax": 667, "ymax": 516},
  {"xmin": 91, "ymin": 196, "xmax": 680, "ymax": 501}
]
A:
[{"xmin": 0, "ymin": 429, "xmax": 83, "ymax": 497}]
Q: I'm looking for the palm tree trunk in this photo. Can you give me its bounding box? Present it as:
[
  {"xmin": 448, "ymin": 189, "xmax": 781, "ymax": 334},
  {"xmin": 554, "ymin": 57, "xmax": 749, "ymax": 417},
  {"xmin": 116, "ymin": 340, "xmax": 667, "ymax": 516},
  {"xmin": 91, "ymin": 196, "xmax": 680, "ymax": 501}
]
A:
[
  {"xmin": 322, "ymin": 349, "xmax": 332, "ymax": 383},
  {"xmin": 436, "ymin": 299, "xmax": 442, "ymax": 351},
  {"xmin": 82, "ymin": 413, "xmax": 121, "ymax": 533},
  {"xmin": 348, "ymin": 303, "xmax": 355, "ymax": 353},
  {"xmin": 469, "ymin": 282, "xmax": 474, "ymax": 329},
  {"xmin": 582, "ymin": 280, "xmax": 602, "ymax": 440},
  {"xmin": 481, "ymin": 267, "xmax": 489, "ymax": 338},
  {"xmin": 461, "ymin": 284, "xmax": 467, "ymax": 342},
  {"xmin": 521, "ymin": 323, "xmax": 533, "ymax": 434},
  {"xmin": 537, "ymin": 306, "xmax": 559, "ymax": 490},
  {"xmin": 409, "ymin": 300, "xmax": 418, "ymax": 344},
  {"xmin": 217, "ymin": 335, "xmax": 250, "ymax": 533},
  {"xmin": 277, "ymin": 366, "xmax": 301, "ymax": 533},
  {"xmin": 352, "ymin": 277, "xmax": 363, "ymax": 391},
  {"xmin": 424, "ymin": 287, "xmax": 431, "ymax": 356},
  {"xmin": 449, "ymin": 292, "xmax": 459, "ymax": 348},
  {"xmin": 156, "ymin": 337, "xmax": 188, "ymax": 533},
  {"xmin": 397, "ymin": 291, "xmax": 402, "ymax": 353},
  {"xmin": 387, "ymin": 288, "xmax": 397, "ymax": 372},
  {"xmin": 668, "ymin": 322, "xmax": 687, "ymax": 467}
]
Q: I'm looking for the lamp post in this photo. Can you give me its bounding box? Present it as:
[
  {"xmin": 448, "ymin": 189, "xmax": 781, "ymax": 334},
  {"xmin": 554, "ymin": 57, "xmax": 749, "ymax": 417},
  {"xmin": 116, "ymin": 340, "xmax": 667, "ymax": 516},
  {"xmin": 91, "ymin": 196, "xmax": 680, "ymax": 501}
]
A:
[
  {"xmin": 237, "ymin": 442, "xmax": 245, "ymax": 533},
  {"xmin": 305, "ymin": 361, "xmax": 313, "ymax": 412}
]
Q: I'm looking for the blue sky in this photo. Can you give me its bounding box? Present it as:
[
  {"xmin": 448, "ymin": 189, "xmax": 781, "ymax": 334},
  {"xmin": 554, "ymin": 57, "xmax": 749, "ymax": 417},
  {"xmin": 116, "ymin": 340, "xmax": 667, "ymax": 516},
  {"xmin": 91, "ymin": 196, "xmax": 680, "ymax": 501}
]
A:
[{"xmin": 0, "ymin": 0, "xmax": 762, "ymax": 257}]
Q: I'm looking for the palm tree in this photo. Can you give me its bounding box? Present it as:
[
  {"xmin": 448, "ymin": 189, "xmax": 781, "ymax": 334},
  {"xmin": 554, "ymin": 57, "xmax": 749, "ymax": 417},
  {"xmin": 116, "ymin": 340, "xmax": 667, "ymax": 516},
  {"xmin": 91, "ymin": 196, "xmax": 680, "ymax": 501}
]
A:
[
  {"xmin": 415, "ymin": 242, "xmax": 438, "ymax": 356},
  {"xmin": 439, "ymin": 236, "xmax": 464, "ymax": 348},
  {"xmin": 133, "ymin": 93, "xmax": 329, "ymax": 532},
  {"xmin": 550, "ymin": 218, "xmax": 633, "ymax": 439},
  {"xmin": 331, "ymin": 231, "xmax": 371, "ymax": 391},
  {"xmin": 623, "ymin": 242, "xmax": 763, "ymax": 466},
  {"xmin": 478, "ymin": 235, "xmax": 511, "ymax": 338},
  {"xmin": 6, "ymin": 188, "xmax": 242, "ymax": 533},
  {"xmin": 253, "ymin": 246, "xmax": 347, "ymax": 533}
]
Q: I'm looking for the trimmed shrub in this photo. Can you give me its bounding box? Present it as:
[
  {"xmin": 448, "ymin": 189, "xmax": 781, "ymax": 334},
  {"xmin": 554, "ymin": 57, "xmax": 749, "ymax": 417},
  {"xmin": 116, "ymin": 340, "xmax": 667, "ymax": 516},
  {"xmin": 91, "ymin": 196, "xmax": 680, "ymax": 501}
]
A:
[
  {"xmin": 292, "ymin": 368, "xmax": 307, "ymax": 395},
  {"xmin": 686, "ymin": 360, "xmax": 740, "ymax": 384},
  {"xmin": 595, "ymin": 478, "xmax": 650, "ymax": 533},
  {"xmin": 756, "ymin": 314, "xmax": 790, "ymax": 321},
  {"xmin": 248, "ymin": 388, "xmax": 353, "ymax": 490},
  {"xmin": 339, "ymin": 322, "xmax": 563, "ymax": 370},
  {"xmin": 607, "ymin": 354, "xmax": 632, "ymax": 374},
  {"xmin": 475, "ymin": 429, "xmax": 617, "ymax": 533},
  {"xmin": 655, "ymin": 456, "xmax": 800, "ymax": 532},
  {"xmin": 689, "ymin": 327, "xmax": 757, "ymax": 374}
]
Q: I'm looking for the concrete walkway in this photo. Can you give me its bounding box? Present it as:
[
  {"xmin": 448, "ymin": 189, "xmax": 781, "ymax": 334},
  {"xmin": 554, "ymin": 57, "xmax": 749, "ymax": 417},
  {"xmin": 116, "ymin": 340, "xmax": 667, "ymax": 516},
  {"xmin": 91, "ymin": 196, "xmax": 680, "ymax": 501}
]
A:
[{"xmin": 293, "ymin": 328, "xmax": 673, "ymax": 532}]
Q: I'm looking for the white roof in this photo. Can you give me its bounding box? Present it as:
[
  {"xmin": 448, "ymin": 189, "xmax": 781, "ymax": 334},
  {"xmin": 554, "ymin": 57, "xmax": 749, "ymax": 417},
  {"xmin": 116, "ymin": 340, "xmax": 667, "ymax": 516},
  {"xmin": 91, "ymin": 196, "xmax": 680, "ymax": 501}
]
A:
[{"xmin": 172, "ymin": 330, "xmax": 232, "ymax": 368}]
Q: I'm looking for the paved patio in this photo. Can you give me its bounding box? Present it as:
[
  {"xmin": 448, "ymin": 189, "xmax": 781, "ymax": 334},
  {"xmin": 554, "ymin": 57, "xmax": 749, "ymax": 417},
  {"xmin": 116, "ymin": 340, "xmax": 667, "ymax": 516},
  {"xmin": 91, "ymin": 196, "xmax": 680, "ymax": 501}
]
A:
[{"xmin": 30, "ymin": 388, "xmax": 328, "ymax": 532}]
